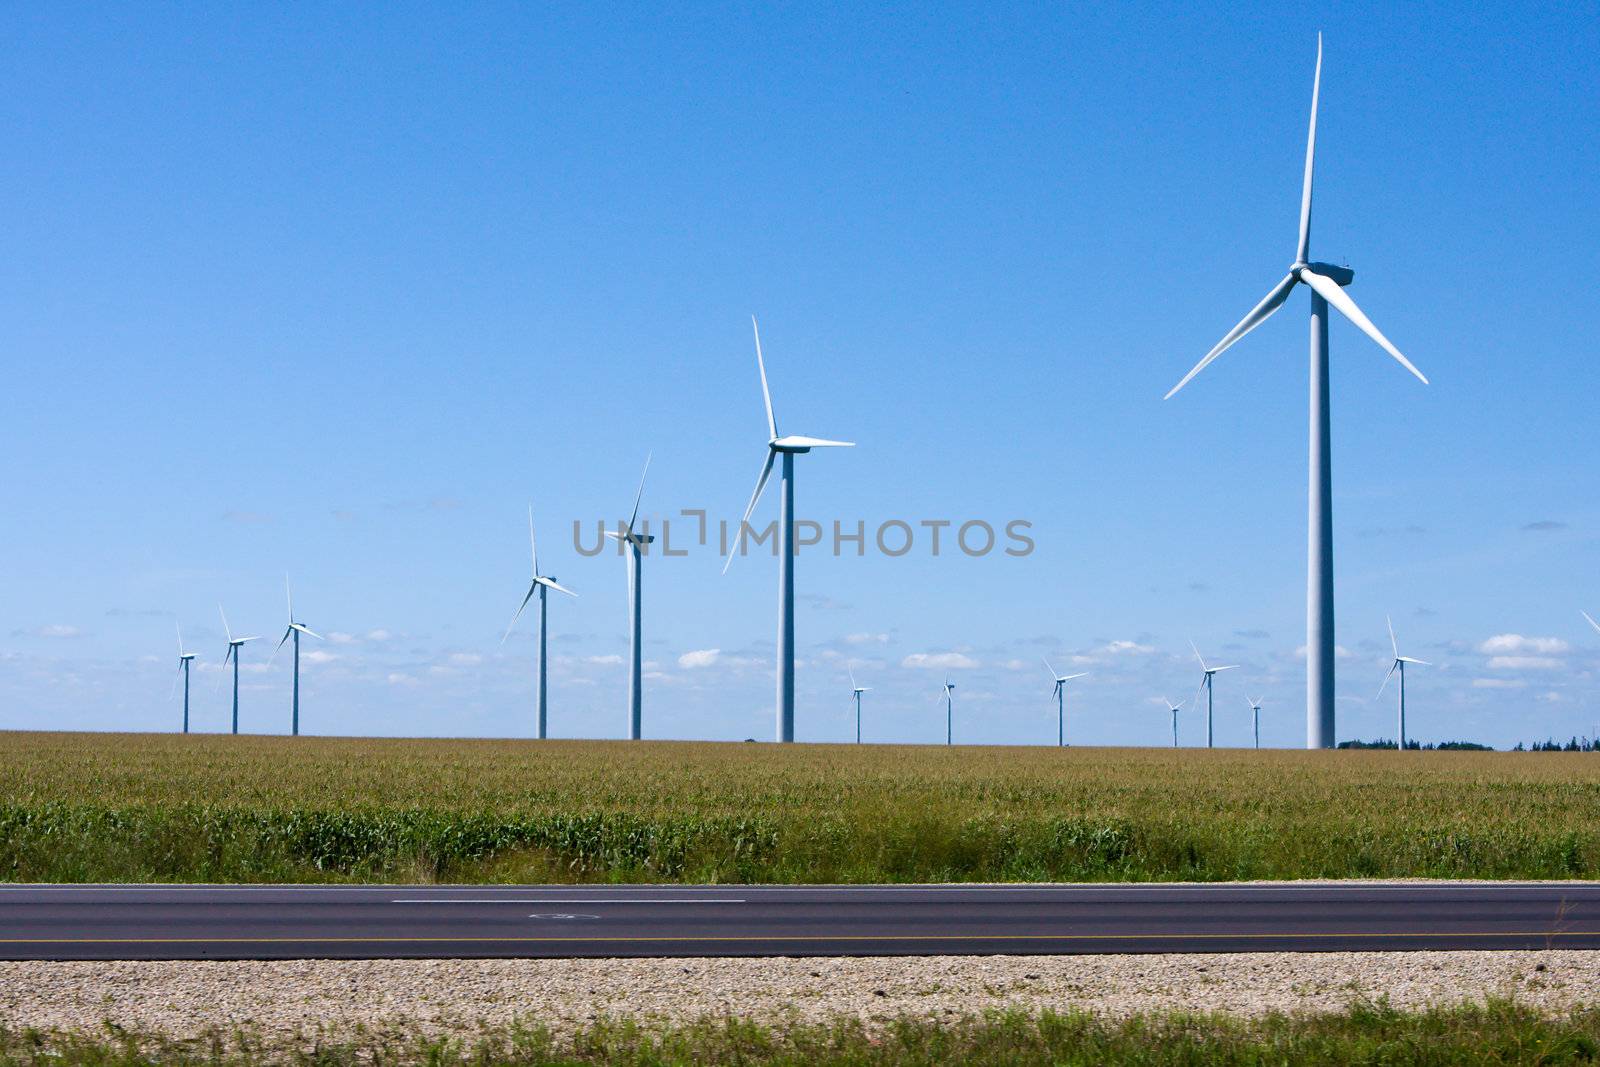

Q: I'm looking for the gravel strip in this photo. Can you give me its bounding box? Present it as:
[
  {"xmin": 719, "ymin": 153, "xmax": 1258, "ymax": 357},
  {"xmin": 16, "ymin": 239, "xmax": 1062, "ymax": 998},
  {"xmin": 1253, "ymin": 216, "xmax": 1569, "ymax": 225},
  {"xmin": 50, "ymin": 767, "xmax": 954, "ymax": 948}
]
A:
[{"xmin": 2, "ymin": 952, "xmax": 1597, "ymax": 1037}]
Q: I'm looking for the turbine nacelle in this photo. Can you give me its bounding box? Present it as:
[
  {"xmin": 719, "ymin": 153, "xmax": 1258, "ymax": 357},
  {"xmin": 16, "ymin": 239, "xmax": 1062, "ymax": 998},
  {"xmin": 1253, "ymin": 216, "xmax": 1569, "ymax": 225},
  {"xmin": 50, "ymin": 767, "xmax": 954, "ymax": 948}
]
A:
[{"xmin": 1294, "ymin": 262, "xmax": 1353, "ymax": 287}]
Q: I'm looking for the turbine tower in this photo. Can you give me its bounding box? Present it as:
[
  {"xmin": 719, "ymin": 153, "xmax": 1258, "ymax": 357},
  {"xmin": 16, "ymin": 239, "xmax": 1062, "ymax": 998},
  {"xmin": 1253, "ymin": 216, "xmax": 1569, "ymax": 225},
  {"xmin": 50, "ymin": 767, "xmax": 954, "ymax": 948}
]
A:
[
  {"xmin": 1246, "ymin": 696, "xmax": 1264, "ymax": 749},
  {"xmin": 939, "ymin": 678, "xmax": 956, "ymax": 745},
  {"xmin": 726, "ymin": 317, "xmax": 854, "ymax": 743},
  {"xmin": 272, "ymin": 577, "xmax": 322, "ymax": 737},
  {"xmin": 848, "ymin": 667, "xmax": 870, "ymax": 744},
  {"xmin": 504, "ymin": 505, "xmax": 577, "ymax": 740},
  {"xmin": 174, "ymin": 623, "xmax": 197, "ymax": 734},
  {"xmin": 1165, "ymin": 35, "xmax": 1429, "ymax": 749},
  {"xmin": 1044, "ymin": 659, "xmax": 1089, "ymax": 747},
  {"xmin": 1378, "ymin": 615, "xmax": 1430, "ymax": 750},
  {"xmin": 219, "ymin": 605, "xmax": 259, "ymax": 735},
  {"xmin": 1190, "ymin": 643, "xmax": 1237, "ymax": 748},
  {"xmin": 605, "ymin": 455, "xmax": 653, "ymax": 740},
  {"xmin": 1163, "ymin": 697, "xmax": 1184, "ymax": 747}
]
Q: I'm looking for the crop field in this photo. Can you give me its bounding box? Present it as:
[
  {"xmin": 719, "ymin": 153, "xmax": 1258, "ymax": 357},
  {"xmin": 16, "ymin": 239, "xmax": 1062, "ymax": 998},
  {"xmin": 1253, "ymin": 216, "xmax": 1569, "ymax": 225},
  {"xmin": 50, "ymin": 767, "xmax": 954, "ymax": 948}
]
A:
[{"xmin": 3, "ymin": 731, "xmax": 1600, "ymax": 884}]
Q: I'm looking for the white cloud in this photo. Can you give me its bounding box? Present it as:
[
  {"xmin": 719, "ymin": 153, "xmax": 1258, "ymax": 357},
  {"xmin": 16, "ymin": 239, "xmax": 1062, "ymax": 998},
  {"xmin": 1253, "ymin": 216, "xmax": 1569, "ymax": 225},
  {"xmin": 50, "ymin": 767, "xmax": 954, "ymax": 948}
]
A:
[
  {"xmin": 302, "ymin": 649, "xmax": 339, "ymax": 665},
  {"xmin": 1100, "ymin": 640, "xmax": 1154, "ymax": 656},
  {"xmin": 1003, "ymin": 659, "xmax": 1029, "ymax": 671},
  {"xmin": 1472, "ymin": 678, "xmax": 1526, "ymax": 689},
  {"xmin": 1294, "ymin": 644, "xmax": 1354, "ymax": 660},
  {"xmin": 386, "ymin": 672, "xmax": 418, "ymax": 687},
  {"xmin": 1487, "ymin": 656, "xmax": 1563, "ymax": 671},
  {"xmin": 678, "ymin": 649, "xmax": 721, "ymax": 669},
  {"xmin": 366, "ymin": 629, "xmax": 394, "ymax": 642},
  {"xmin": 448, "ymin": 652, "xmax": 483, "ymax": 667},
  {"xmin": 845, "ymin": 633, "xmax": 890, "ymax": 645},
  {"xmin": 13, "ymin": 624, "xmax": 83, "ymax": 639},
  {"xmin": 902, "ymin": 652, "xmax": 979, "ymax": 670},
  {"xmin": 586, "ymin": 654, "xmax": 623, "ymax": 666},
  {"xmin": 1479, "ymin": 634, "xmax": 1570, "ymax": 656},
  {"xmin": 327, "ymin": 632, "xmax": 358, "ymax": 645}
]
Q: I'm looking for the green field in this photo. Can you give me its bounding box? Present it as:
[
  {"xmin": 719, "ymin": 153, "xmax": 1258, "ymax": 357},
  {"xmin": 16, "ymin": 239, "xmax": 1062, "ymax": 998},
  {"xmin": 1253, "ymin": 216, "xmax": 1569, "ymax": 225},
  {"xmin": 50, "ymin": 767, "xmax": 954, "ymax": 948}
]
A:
[
  {"xmin": 4, "ymin": 1002, "xmax": 1599, "ymax": 1065},
  {"xmin": 4, "ymin": 731, "xmax": 1600, "ymax": 884}
]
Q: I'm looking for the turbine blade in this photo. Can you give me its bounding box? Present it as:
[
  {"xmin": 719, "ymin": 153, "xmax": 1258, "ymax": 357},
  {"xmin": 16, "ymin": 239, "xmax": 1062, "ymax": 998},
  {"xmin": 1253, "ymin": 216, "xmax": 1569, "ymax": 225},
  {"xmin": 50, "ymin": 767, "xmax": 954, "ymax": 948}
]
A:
[
  {"xmin": 1164, "ymin": 273, "xmax": 1298, "ymax": 400},
  {"xmin": 722, "ymin": 450, "xmax": 777, "ymax": 575},
  {"xmin": 752, "ymin": 315, "xmax": 778, "ymax": 439},
  {"xmin": 218, "ymin": 604, "xmax": 232, "ymax": 642},
  {"xmin": 291, "ymin": 623, "xmax": 323, "ymax": 639},
  {"xmin": 528, "ymin": 504, "xmax": 539, "ymax": 576},
  {"xmin": 1387, "ymin": 614, "xmax": 1398, "ymax": 658},
  {"xmin": 1063, "ymin": 672, "xmax": 1089, "ymax": 681},
  {"xmin": 1297, "ymin": 33, "xmax": 1322, "ymax": 264},
  {"xmin": 1377, "ymin": 660, "xmax": 1398, "ymax": 700},
  {"xmin": 1582, "ymin": 610, "xmax": 1600, "ymax": 636},
  {"xmin": 168, "ymin": 663, "xmax": 181, "ymax": 701},
  {"xmin": 285, "ymin": 573, "xmax": 293, "ymax": 623},
  {"xmin": 176, "ymin": 621, "xmax": 184, "ymax": 656},
  {"xmin": 1398, "ymin": 656, "xmax": 1430, "ymax": 666},
  {"xmin": 543, "ymin": 579, "xmax": 578, "ymax": 598},
  {"xmin": 1190, "ymin": 640, "xmax": 1207, "ymax": 671},
  {"xmin": 1299, "ymin": 269, "xmax": 1429, "ymax": 384},
  {"xmin": 772, "ymin": 435, "xmax": 854, "ymax": 448},
  {"xmin": 1212, "ymin": 664, "xmax": 1239, "ymax": 673},
  {"xmin": 1042, "ymin": 657, "xmax": 1058, "ymax": 678},
  {"xmin": 501, "ymin": 583, "xmax": 538, "ymax": 644},
  {"xmin": 275, "ymin": 627, "xmax": 292, "ymax": 653},
  {"xmin": 626, "ymin": 452, "xmax": 652, "ymax": 536},
  {"xmin": 848, "ymin": 665, "xmax": 857, "ymax": 689}
]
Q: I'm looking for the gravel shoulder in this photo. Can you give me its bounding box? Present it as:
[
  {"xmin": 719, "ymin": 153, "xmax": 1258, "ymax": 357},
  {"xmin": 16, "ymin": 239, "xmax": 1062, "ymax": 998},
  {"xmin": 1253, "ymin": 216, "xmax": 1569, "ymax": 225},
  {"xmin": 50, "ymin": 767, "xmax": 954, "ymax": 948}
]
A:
[{"xmin": 4, "ymin": 951, "xmax": 1597, "ymax": 1038}]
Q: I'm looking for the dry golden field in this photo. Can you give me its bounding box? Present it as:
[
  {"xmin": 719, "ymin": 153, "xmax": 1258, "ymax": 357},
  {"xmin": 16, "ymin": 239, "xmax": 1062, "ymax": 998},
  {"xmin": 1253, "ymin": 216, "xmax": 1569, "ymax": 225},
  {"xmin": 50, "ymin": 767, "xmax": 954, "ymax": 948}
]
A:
[{"xmin": 3, "ymin": 731, "xmax": 1600, "ymax": 883}]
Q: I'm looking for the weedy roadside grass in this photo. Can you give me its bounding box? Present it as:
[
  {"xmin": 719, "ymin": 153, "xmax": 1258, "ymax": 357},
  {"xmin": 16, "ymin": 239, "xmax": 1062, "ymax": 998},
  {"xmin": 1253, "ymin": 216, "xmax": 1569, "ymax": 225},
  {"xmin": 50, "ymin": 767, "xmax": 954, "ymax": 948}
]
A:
[
  {"xmin": 3, "ymin": 1001, "xmax": 1600, "ymax": 1065},
  {"xmin": 4, "ymin": 731, "xmax": 1600, "ymax": 883}
]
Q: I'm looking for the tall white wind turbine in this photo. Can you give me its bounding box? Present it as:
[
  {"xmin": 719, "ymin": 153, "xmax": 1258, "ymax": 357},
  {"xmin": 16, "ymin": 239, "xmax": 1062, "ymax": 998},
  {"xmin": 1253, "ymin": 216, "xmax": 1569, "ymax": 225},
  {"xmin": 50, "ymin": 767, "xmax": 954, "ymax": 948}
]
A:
[
  {"xmin": 1377, "ymin": 615, "xmax": 1430, "ymax": 750},
  {"xmin": 174, "ymin": 623, "xmax": 197, "ymax": 734},
  {"xmin": 1190, "ymin": 642, "xmax": 1238, "ymax": 748},
  {"xmin": 1044, "ymin": 659, "xmax": 1089, "ymax": 747},
  {"xmin": 1245, "ymin": 696, "xmax": 1264, "ymax": 749},
  {"xmin": 848, "ymin": 666, "xmax": 870, "ymax": 744},
  {"xmin": 219, "ymin": 605, "xmax": 259, "ymax": 736},
  {"xmin": 939, "ymin": 678, "xmax": 956, "ymax": 746},
  {"xmin": 606, "ymin": 455, "xmax": 654, "ymax": 740},
  {"xmin": 272, "ymin": 576, "xmax": 322, "ymax": 737},
  {"xmin": 1163, "ymin": 697, "xmax": 1184, "ymax": 747},
  {"xmin": 504, "ymin": 506, "xmax": 577, "ymax": 740},
  {"xmin": 1165, "ymin": 35, "xmax": 1429, "ymax": 749},
  {"xmin": 725, "ymin": 317, "xmax": 854, "ymax": 743}
]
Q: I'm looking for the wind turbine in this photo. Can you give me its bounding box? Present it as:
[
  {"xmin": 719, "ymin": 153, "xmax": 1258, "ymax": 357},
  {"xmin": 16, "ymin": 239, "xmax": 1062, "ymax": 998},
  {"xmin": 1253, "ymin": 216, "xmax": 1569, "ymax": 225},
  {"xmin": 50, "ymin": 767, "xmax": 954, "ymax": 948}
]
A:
[
  {"xmin": 1245, "ymin": 696, "xmax": 1264, "ymax": 749},
  {"xmin": 272, "ymin": 577, "xmax": 322, "ymax": 737},
  {"xmin": 1377, "ymin": 615, "xmax": 1430, "ymax": 750},
  {"xmin": 1190, "ymin": 643, "xmax": 1238, "ymax": 748},
  {"xmin": 1164, "ymin": 35, "xmax": 1429, "ymax": 750},
  {"xmin": 174, "ymin": 623, "xmax": 197, "ymax": 734},
  {"xmin": 1163, "ymin": 697, "xmax": 1184, "ymax": 747},
  {"xmin": 725, "ymin": 317, "xmax": 854, "ymax": 743},
  {"xmin": 1044, "ymin": 659, "xmax": 1089, "ymax": 747},
  {"xmin": 939, "ymin": 678, "xmax": 956, "ymax": 745},
  {"xmin": 219, "ymin": 605, "xmax": 259, "ymax": 735},
  {"xmin": 504, "ymin": 505, "xmax": 577, "ymax": 740},
  {"xmin": 605, "ymin": 455, "xmax": 653, "ymax": 740},
  {"xmin": 848, "ymin": 666, "xmax": 870, "ymax": 744}
]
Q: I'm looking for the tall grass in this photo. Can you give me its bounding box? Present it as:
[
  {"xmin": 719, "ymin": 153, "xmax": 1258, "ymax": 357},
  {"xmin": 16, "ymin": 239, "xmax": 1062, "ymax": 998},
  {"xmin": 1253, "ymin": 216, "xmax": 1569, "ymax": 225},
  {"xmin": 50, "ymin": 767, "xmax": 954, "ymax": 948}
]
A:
[{"xmin": 3, "ymin": 731, "xmax": 1600, "ymax": 883}]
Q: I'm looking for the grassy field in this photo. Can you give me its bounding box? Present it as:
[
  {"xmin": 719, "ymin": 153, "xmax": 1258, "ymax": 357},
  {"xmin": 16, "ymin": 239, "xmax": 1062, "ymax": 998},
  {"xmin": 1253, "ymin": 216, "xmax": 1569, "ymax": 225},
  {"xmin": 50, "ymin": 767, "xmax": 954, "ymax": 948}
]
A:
[
  {"xmin": 4, "ymin": 731, "xmax": 1600, "ymax": 883},
  {"xmin": 4, "ymin": 1002, "xmax": 1599, "ymax": 1065}
]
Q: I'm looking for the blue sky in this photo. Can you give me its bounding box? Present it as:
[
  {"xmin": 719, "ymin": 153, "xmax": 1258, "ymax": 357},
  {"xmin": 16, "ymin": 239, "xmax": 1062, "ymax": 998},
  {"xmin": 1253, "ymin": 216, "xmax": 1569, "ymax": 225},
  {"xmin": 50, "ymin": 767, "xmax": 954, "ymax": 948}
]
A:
[{"xmin": 2, "ymin": 2, "xmax": 1597, "ymax": 748}]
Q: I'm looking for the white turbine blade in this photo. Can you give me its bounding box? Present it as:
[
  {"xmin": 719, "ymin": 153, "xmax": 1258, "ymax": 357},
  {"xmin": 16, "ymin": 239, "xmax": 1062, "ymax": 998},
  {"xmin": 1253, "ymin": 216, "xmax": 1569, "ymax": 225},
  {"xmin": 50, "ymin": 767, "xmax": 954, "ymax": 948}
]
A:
[
  {"xmin": 626, "ymin": 451, "xmax": 653, "ymax": 536},
  {"xmin": 168, "ymin": 663, "xmax": 182, "ymax": 701},
  {"xmin": 1212, "ymin": 664, "xmax": 1239, "ymax": 673},
  {"xmin": 501, "ymin": 583, "xmax": 538, "ymax": 644},
  {"xmin": 176, "ymin": 621, "xmax": 185, "ymax": 656},
  {"xmin": 238, "ymin": 636, "xmax": 260, "ymax": 644},
  {"xmin": 1582, "ymin": 610, "xmax": 1600, "ymax": 635},
  {"xmin": 1387, "ymin": 614, "xmax": 1398, "ymax": 658},
  {"xmin": 752, "ymin": 315, "xmax": 777, "ymax": 440},
  {"xmin": 219, "ymin": 604, "xmax": 232, "ymax": 642},
  {"xmin": 1164, "ymin": 273, "xmax": 1298, "ymax": 400},
  {"xmin": 223, "ymin": 643, "xmax": 235, "ymax": 666},
  {"xmin": 274, "ymin": 627, "xmax": 292, "ymax": 654},
  {"xmin": 1299, "ymin": 269, "xmax": 1428, "ymax": 384},
  {"xmin": 1042, "ymin": 657, "xmax": 1058, "ymax": 679},
  {"xmin": 528, "ymin": 504, "xmax": 539, "ymax": 576},
  {"xmin": 848, "ymin": 665, "xmax": 857, "ymax": 689},
  {"xmin": 1063, "ymin": 672, "xmax": 1089, "ymax": 681},
  {"xmin": 1190, "ymin": 641, "xmax": 1207, "ymax": 671},
  {"xmin": 285, "ymin": 573, "xmax": 294, "ymax": 623},
  {"xmin": 722, "ymin": 449, "xmax": 777, "ymax": 575},
  {"xmin": 772, "ymin": 435, "xmax": 854, "ymax": 449},
  {"xmin": 1397, "ymin": 656, "xmax": 1430, "ymax": 666},
  {"xmin": 541, "ymin": 578, "xmax": 578, "ymax": 598},
  {"xmin": 1377, "ymin": 660, "xmax": 1398, "ymax": 700},
  {"xmin": 291, "ymin": 623, "xmax": 323, "ymax": 639},
  {"xmin": 1297, "ymin": 33, "xmax": 1322, "ymax": 265}
]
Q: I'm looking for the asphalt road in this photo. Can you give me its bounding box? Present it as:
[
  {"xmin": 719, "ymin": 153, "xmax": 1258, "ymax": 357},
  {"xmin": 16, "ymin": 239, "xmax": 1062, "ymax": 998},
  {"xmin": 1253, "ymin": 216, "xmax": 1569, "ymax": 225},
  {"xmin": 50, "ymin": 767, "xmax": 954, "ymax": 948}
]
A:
[{"xmin": 3, "ymin": 882, "xmax": 1598, "ymax": 960}]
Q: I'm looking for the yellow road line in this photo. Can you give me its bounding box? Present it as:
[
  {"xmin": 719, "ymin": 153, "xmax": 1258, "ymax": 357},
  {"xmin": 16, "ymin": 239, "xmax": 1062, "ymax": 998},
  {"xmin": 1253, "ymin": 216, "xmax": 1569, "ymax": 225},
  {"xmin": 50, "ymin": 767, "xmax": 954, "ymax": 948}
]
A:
[{"xmin": 0, "ymin": 930, "xmax": 1591, "ymax": 946}]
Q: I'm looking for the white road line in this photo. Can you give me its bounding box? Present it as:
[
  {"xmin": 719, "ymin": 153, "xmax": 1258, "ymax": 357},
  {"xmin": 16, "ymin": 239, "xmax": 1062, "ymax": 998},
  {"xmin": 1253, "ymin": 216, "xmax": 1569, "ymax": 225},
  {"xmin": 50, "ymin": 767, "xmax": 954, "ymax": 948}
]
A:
[{"xmin": 389, "ymin": 898, "xmax": 746, "ymax": 905}]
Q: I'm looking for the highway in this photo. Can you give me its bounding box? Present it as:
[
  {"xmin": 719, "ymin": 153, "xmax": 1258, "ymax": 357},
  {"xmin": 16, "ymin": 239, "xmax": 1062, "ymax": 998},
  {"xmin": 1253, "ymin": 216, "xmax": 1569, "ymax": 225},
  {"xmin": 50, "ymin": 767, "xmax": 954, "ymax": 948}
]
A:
[{"xmin": 3, "ymin": 882, "xmax": 1599, "ymax": 960}]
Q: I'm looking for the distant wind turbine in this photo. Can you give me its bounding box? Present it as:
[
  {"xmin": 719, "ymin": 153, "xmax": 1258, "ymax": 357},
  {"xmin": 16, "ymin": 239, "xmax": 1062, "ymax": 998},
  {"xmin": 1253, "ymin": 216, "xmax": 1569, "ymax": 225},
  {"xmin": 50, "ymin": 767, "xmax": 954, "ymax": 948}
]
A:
[
  {"xmin": 1044, "ymin": 659, "xmax": 1089, "ymax": 747},
  {"xmin": 1164, "ymin": 35, "xmax": 1429, "ymax": 750},
  {"xmin": 174, "ymin": 623, "xmax": 197, "ymax": 734},
  {"xmin": 1190, "ymin": 643, "xmax": 1238, "ymax": 748},
  {"xmin": 271, "ymin": 576, "xmax": 322, "ymax": 737},
  {"xmin": 605, "ymin": 455, "xmax": 654, "ymax": 740},
  {"xmin": 1163, "ymin": 697, "xmax": 1184, "ymax": 748},
  {"xmin": 219, "ymin": 605, "xmax": 259, "ymax": 735},
  {"xmin": 1377, "ymin": 615, "xmax": 1430, "ymax": 751},
  {"xmin": 504, "ymin": 505, "xmax": 577, "ymax": 740},
  {"xmin": 848, "ymin": 666, "xmax": 870, "ymax": 744},
  {"xmin": 1245, "ymin": 696, "xmax": 1264, "ymax": 749},
  {"xmin": 725, "ymin": 317, "xmax": 854, "ymax": 743},
  {"xmin": 939, "ymin": 678, "xmax": 956, "ymax": 746}
]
